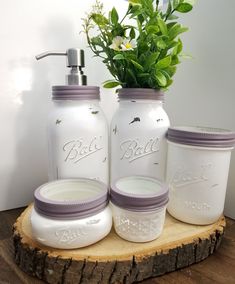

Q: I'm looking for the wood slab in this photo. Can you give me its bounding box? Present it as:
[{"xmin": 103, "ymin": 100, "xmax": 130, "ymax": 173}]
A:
[{"xmin": 13, "ymin": 205, "xmax": 225, "ymax": 284}]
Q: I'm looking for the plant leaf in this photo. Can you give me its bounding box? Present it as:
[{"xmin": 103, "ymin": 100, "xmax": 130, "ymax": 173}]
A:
[
  {"xmin": 172, "ymin": 38, "xmax": 183, "ymax": 55},
  {"xmin": 171, "ymin": 55, "xmax": 180, "ymax": 65},
  {"xmin": 91, "ymin": 13, "xmax": 109, "ymax": 26},
  {"xmin": 165, "ymin": 79, "xmax": 173, "ymax": 87},
  {"xmin": 177, "ymin": 38, "xmax": 183, "ymax": 54},
  {"xmin": 113, "ymin": 54, "xmax": 125, "ymax": 60},
  {"xmin": 161, "ymin": 69, "xmax": 171, "ymax": 80},
  {"xmin": 111, "ymin": 7, "xmax": 119, "ymax": 25},
  {"xmin": 158, "ymin": 17, "xmax": 168, "ymax": 35},
  {"xmin": 103, "ymin": 80, "xmax": 120, "ymax": 88},
  {"xmin": 166, "ymin": 1, "xmax": 172, "ymax": 16},
  {"xmin": 173, "ymin": 0, "xmax": 180, "ymax": 9},
  {"xmin": 156, "ymin": 56, "xmax": 171, "ymax": 69},
  {"xmin": 137, "ymin": 73, "xmax": 150, "ymax": 78},
  {"xmin": 130, "ymin": 28, "xmax": 136, "ymax": 39},
  {"xmin": 91, "ymin": 36, "xmax": 103, "ymax": 47},
  {"xmin": 156, "ymin": 71, "xmax": 167, "ymax": 87},
  {"xmin": 144, "ymin": 52, "xmax": 160, "ymax": 69},
  {"xmin": 128, "ymin": 0, "xmax": 142, "ymax": 7},
  {"xmin": 176, "ymin": 3, "xmax": 193, "ymax": 13},
  {"xmin": 131, "ymin": 60, "xmax": 144, "ymax": 71},
  {"xmin": 169, "ymin": 24, "xmax": 188, "ymax": 40},
  {"xmin": 167, "ymin": 14, "xmax": 179, "ymax": 20},
  {"xmin": 126, "ymin": 68, "xmax": 138, "ymax": 85},
  {"xmin": 146, "ymin": 25, "xmax": 159, "ymax": 34},
  {"xmin": 164, "ymin": 66, "xmax": 177, "ymax": 77},
  {"xmin": 157, "ymin": 39, "xmax": 167, "ymax": 49}
]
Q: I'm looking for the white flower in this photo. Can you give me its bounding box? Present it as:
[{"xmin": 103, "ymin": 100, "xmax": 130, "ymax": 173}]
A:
[
  {"xmin": 120, "ymin": 38, "xmax": 137, "ymax": 51},
  {"xmin": 109, "ymin": 36, "xmax": 124, "ymax": 51}
]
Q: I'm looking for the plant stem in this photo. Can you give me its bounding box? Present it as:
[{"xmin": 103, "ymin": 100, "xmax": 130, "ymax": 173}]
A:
[
  {"xmin": 156, "ymin": 0, "xmax": 159, "ymax": 10},
  {"xmin": 119, "ymin": 6, "xmax": 131, "ymax": 25}
]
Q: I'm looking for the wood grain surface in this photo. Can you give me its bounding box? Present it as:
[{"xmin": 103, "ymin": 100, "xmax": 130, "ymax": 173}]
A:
[
  {"xmin": 13, "ymin": 205, "xmax": 225, "ymax": 283},
  {"xmin": 0, "ymin": 207, "xmax": 235, "ymax": 284}
]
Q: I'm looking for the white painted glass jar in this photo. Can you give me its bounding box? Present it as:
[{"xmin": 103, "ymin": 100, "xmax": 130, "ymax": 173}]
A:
[
  {"xmin": 48, "ymin": 86, "xmax": 108, "ymax": 184},
  {"xmin": 111, "ymin": 89, "xmax": 170, "ymax": 183},
  {"xmin": 166, "ymin": 126, "xmax": 235, "ymax": 225},
  {"xmin": 31, "ymin": 179, "xmax": 112, "ymax": 249},
  {"xmin": 110, "ymin": 176, "xmax": 169, "ymax": 242}
]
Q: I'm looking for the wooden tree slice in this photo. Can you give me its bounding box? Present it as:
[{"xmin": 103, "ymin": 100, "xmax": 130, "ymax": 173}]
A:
[{"xmin": 13, "ymin": 205, "xmax": 225, "ymax": 284}]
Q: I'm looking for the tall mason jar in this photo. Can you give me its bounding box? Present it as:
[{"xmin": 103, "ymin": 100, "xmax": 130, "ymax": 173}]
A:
[
  {"xmin": 48, "ymin": 86, "xmax": 109, "ymax": 184},
  {"xmin": 111, "ymin": 88, "xmax": 170, "ymax": 183}
]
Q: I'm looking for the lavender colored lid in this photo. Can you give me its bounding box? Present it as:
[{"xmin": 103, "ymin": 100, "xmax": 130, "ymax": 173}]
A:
[
  {"xmin": 52, "ymin": 86, "xmax": 100, "ymax": 100},
  {"xmin": 167, "ymin": 126, "xmax": 235, "ymax": 148},
  {"xmin": 118, "ymin": 88, "xmax": 164, "ymax": 101},
  {"xmin": 110, "ymin": 176, "xmax": 169, "ymax": 212},
  {"xmin": 34, "ymin": 179, "xmax": 108, "ymax": 220}
]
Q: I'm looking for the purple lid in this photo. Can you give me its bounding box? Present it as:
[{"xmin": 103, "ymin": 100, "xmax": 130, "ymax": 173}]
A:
[
  {"xmin": 110, "ymin": 176, "xmax": 169, "ymax": 212},
  {"xmin": 167, "ymin": 126, "xmax": 235, "ymax": 148},
  {"xmin": 52, "ymin": 86, "xmax": 100, "ymax": 100},
  {"xmin": 118, "ymin": 88, "xmax": 164, "ymax": 101},
  {"xmin": 34, "ymin": 179, "xmax": 108, "ymax": 220}
]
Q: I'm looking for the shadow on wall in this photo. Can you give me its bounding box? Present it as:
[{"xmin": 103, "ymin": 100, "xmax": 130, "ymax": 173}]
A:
[
  {"xmin": 6, "ymin": 16, "xmax": 80, "ymax": 208},
  {"xmin": 6, "ymin": 60, "xmax": 50, "ymax": 208}
]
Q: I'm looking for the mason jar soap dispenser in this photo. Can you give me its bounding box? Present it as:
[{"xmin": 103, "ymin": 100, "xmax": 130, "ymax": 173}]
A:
[{"xmin": 36, "ymin": 49, "xmax": 109, "ymax": 184}]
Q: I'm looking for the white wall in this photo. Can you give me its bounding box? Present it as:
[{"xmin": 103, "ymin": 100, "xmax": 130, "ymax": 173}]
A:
[
  {"xmin": 0, "ymin": 0, "xmax": 122, "ymax": 211},
  {"xmin": 0, "ymin": 0, "xmax": 234, "ymax": 217}
]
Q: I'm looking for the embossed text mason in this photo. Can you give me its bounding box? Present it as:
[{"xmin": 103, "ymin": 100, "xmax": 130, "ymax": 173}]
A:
[
  {"xmin": 48, "ymin": 86, "xmax": 108, "ymax": 184},
  {"xmin": 111, "ymin": 89, "xmax": 170, "ymax": 182}
]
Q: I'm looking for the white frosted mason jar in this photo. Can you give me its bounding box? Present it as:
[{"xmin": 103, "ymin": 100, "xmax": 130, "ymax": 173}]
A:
[
  {"xmin": 166, "ymin": 126, "xmax": 235, "ymax": 225},
  {"xmin": 31, "ymin": 179, "xmax": 112, "ymax": 249},
  {"xmin": 110, "ymin": 176, "xmax": 169, "ymax": 242},
  {"xmin": 111, "ymin": 89, "xmax": 170, "ymax": 183},
  {"xmin": 48, "ymin": 86, "xmax": 108, "ymax": 184}
]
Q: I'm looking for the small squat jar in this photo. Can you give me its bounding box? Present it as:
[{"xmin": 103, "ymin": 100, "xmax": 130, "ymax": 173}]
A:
[
  {"xmin": 31, "ymin": 179, "xmax": 112, "ymax": 249},
  {"xmin": 166, "ymin": 126, "xmax": 235, "ymax": 225},
  {"xmin": 110, "ymin": 176, "xmax": 169, "ymax": 242}
]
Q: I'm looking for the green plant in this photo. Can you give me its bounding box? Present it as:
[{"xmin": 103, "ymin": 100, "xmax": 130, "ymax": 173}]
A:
[{"xmin": 83, "ymin": 0, "xmax": 194, "ymax": 89}]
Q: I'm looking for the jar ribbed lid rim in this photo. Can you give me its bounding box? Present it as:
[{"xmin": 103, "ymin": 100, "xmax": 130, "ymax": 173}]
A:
[
  {"xmin": 110, "ymin": 176, "xmax": 169, "ymax": 212},
  {"xmin": 34, "ymin": 179, "xmax": 108, "ymax": 220},
  {"xmin": 52, "ymin": 86, "xmax": 99, "ymax": 91},
  {"xmin": 167, "ymin": 126, "xmax": 235, "ymax": 147},
  {"xmin": 52, "ymin": 85, "xmax": 100, "ymax": 100},
  {"xmin": 118, "ymin": 88, "xmax": 164, "ymax": 101}
]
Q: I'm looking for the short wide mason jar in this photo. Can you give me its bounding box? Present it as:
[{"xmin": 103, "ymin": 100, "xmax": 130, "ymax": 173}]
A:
[
  {"xmin": 31, "ymin": 179, "xmax": 112, "ymax": 249},
  {"xmin": 48, "ymin": 86, "xmax": 108, "ymax": 184},
  {"xmin": 110, "ymin": 176, "xmax": 169, "ymax": 242},
  {"xmin": 166, "ymin": 126, "xmax": 235, "ymax": 225},
  {"xmin": 111, "ymin": 88, "xmax": 170, "ymax": 183}
]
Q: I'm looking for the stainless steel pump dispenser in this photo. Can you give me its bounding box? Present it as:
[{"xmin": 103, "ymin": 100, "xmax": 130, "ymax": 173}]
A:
[
  {"xmin": 35, "ymin": 48, "xmax": 108, "ymax": 184},
  {"xmin": 36, "ymin": 48, "xmax": 87, "ymax": 85}
]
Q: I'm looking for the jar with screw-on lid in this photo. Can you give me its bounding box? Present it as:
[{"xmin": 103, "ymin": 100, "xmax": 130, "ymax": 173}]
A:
[
  {"xmin": 110, "ymin": 88, "xmax": 170, "ymax": 183},
  {"xmin": 110, "ymin": 176, "xmax": 169, "ymax": 242},
  {"xmin": 166, "ymin": 126, "xmax": 235, "ymax": 225},
  {"xmin": 30, "ymin": 179, "xmax": 112, "ymax": 249},
  {"xmin": 48, "ymin": 86, "xmax": 109, "ymax": 184},
  {"xmin": 36, "ymin": 49, "xmax": 109, "ymax": 184}
]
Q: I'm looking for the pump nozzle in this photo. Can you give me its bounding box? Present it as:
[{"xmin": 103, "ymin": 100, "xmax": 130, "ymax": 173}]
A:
[{"xmin": 36, "ymin": 48, "xmax": 87, "ymax": 86}]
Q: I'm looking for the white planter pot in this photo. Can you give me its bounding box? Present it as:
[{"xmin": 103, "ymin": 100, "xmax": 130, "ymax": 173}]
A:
[{"xmin": 111, "ymin": 88, "xmax": 170, "ymax": 183}]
